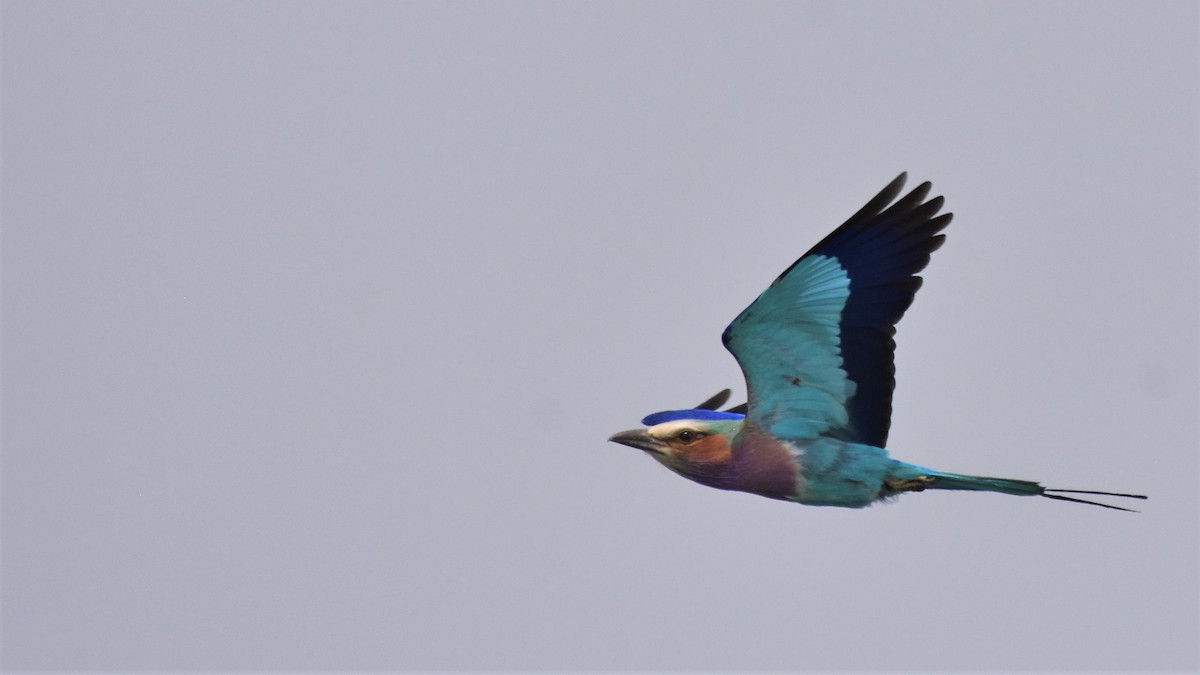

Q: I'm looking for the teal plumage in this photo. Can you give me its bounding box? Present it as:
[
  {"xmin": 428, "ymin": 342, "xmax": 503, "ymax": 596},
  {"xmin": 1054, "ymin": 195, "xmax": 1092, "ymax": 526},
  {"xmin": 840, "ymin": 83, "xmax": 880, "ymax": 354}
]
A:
[{"xmin": 609, "ymin": 174, "xmax": 1146, "ymax": 511}]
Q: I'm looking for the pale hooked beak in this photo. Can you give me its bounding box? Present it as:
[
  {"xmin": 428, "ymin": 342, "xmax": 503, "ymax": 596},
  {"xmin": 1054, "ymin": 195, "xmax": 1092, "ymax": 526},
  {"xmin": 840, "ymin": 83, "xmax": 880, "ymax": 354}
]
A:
[{"xmin": 608, "ymin": 429, "xmax": 663, "ymax": 455}]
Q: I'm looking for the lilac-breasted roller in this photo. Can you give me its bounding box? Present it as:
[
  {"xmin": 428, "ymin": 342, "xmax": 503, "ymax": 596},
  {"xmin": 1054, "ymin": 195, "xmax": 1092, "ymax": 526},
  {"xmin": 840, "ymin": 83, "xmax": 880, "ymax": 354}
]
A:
[{"xmin": 610, "ymin": 174, "xmax": 1146, "ymax": 511}]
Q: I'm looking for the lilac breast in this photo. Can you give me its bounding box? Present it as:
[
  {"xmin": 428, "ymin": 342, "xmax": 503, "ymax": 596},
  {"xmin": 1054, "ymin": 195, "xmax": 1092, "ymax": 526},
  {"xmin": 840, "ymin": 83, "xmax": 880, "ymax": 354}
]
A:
[{"xmin": 670, "ymin": 429, "xmax": 798, "ymax": 499}]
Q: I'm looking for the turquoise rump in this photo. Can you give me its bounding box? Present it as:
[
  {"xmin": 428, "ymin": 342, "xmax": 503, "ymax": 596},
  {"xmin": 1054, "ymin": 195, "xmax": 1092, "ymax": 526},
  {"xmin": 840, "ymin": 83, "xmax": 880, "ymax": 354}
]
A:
[{"xmin": 609, "ymin": 174, "xmax": 1146, "ymax": 511}]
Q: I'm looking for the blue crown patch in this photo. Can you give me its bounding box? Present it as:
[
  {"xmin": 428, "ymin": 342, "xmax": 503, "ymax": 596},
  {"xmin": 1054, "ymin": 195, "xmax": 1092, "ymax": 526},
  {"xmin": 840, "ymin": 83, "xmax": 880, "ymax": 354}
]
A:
[{"xmin": 641, "ymin": 409, "xmax": 746, "ymax": 426}]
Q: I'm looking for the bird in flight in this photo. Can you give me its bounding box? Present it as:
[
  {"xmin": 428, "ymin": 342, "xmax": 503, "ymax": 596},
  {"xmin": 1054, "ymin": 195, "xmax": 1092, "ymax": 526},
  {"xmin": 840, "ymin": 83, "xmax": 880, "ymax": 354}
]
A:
[{"xmin": 610, "ymin": 174, "xmax": 1146, "ymax": 511}]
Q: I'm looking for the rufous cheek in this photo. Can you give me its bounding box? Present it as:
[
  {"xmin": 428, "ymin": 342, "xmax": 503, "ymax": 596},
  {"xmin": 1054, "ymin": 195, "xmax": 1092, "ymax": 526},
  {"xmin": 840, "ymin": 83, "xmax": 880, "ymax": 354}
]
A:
[{"xmin": 675, "ymin": 435, "xmax": 733, "ymax": 464}]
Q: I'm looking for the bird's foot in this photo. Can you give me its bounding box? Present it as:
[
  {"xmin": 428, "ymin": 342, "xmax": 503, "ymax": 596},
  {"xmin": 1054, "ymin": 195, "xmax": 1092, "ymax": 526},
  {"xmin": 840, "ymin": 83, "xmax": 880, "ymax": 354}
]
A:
[{"xmin": 885, "ymin": 475, "xmax": 935, "ymax": 493}]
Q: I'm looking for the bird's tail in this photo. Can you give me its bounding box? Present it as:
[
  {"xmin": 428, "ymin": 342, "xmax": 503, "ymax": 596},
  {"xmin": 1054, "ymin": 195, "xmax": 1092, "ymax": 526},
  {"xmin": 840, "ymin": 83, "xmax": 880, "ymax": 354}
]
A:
[{"xmin": 903, "ymin": 469, "xmax": 1148, "ymax": 512}]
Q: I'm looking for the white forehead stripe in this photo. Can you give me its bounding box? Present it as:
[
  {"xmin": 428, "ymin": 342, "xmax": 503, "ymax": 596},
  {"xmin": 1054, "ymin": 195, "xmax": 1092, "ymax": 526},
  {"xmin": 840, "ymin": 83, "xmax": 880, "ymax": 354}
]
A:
[{"xmin": 647, "ymin": 420, "xmax": 707, "ymax": 440}]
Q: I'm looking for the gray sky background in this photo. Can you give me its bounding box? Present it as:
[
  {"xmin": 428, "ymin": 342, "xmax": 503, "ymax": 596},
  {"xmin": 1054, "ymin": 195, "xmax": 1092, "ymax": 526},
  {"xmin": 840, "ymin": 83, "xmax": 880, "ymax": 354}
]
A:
[{"xmin": 3, "ymin": 1, "xmax": 1197, "ymax": 671}]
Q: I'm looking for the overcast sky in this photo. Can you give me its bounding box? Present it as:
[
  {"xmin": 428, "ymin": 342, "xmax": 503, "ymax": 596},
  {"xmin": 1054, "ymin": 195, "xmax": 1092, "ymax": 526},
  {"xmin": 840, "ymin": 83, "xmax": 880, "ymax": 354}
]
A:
[{"xmin": 3, "ymin": 1, "xmax": 1197, "ymax": 671}]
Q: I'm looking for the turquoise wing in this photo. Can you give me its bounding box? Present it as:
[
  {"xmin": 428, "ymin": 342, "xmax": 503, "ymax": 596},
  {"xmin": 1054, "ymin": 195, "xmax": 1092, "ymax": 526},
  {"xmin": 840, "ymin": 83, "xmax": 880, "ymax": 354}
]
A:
[{"xmin": 722, "ymin": 173, "xmax": 951, "ymax": 446}]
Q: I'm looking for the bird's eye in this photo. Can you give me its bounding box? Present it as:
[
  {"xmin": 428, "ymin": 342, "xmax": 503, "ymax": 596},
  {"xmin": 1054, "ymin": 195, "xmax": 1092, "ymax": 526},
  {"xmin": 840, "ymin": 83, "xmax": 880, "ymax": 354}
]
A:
[{"xmin": 676, "ymin": 430, "xmax": 702, "ymax": 443}]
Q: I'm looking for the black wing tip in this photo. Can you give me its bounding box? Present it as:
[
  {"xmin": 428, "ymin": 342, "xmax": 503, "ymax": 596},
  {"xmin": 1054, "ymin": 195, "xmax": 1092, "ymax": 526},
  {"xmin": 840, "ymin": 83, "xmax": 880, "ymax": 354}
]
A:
[
  {"xmin": 927, "ymin": 232, "xmax": 948, "ymax": 254},
  {"xmin": 694, "ymin": 389, "xmax": 732, "ymax": 410},
  {"xmin": 842, "ymin": 173, "xmax": 910, "ymax": 229},
  {"xmin": 693, "ymin": 389, "xmax": 748, "ymax": 414}
]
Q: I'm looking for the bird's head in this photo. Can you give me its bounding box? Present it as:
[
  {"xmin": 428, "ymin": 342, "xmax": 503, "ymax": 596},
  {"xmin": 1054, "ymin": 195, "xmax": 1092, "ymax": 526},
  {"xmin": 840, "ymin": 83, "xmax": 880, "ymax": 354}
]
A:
[{"xmin": 608, "ymin": 409, "xmax": 745, "ymax": 479}]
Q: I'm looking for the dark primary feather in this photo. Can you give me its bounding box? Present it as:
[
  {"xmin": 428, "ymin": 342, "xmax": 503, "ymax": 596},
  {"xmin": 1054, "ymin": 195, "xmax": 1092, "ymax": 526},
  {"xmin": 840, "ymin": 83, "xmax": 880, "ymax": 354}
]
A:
[
  {"xmin": 694, "ymin": 389, "xmax": 732, "ymax": 411},
  {"xmin": 694, "ymin": 389, "xmax": 748, "ymax": 414}
]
